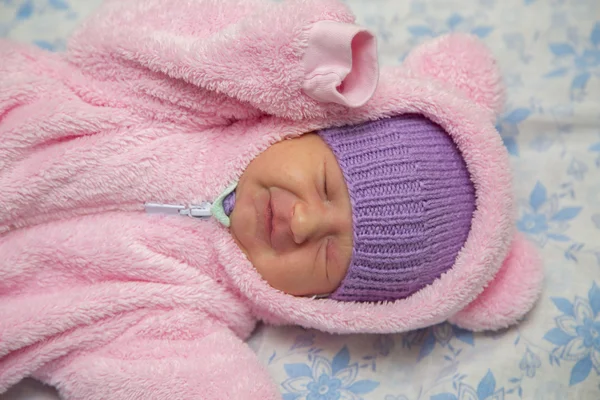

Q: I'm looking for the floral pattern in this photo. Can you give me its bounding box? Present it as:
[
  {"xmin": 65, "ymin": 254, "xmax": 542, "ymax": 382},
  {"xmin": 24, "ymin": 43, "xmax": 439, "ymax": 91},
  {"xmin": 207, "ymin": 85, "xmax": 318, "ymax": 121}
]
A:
[
  {"xmin": 281, "ymin": 346, "xmax": 379, "ymax": 400},
  {"xmin": 496, "ymin": 108, "xmax": 532, "ymax": 157},
  {"xmin": 2, "ymin": 0, "xmax": 599, "ymax": 399},
  {"xmin": 406, "ymin": 13, "xmax": 494, "ymax": 40},
  {"xmin": 545, "ymin": 22, "xmax": 600, "ymax": 101},
  {"xmin": 402, "ymin": 323, "xmax": 474, "ymax": 361},
  {"xmin": 516, "ymin": 181, "xmax": 581, "ymax": 247},
  {"xmin": 431, "ymin": 370, "xmax": 505, "ymax": 400},
  {"xmin": 544, "ymin": 283, "xmax": 600, "ymax": 386},
  {"xmin": 519, "ymin": 348, "xmax": 541, "ymax": 378}
]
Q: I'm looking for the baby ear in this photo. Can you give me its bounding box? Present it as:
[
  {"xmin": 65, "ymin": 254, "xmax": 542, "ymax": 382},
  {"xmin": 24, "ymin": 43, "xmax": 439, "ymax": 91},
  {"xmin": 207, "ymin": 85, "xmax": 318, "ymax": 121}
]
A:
[
  {"xmin": 448, "ymin": 234, "xmax": 544, "ymax": 331},
  {"xmin": 403, "ymin": 34, "xmax": 505, "ymax": 118}
]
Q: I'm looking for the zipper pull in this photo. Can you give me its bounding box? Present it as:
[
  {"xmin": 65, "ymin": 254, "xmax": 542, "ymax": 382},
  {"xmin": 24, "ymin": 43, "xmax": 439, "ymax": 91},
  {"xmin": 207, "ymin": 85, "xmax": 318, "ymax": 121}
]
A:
[
  {"xmin": 181, "ymin": 202, "xmax": 212, "ymax": 218},
  {"xmin": 145, "ymin": 203, "xmax": 185, "ymax": 216},
  {"xmin": 144, "ymin": 202, "xmax": 212, "ymax": 219}
]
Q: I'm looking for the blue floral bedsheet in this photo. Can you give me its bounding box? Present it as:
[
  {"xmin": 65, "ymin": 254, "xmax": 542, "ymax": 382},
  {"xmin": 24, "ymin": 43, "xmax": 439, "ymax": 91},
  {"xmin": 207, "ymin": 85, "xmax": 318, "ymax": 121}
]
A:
[{"xmin": 1, "ymin": 1, "xmax": 599, "ymax": 399}]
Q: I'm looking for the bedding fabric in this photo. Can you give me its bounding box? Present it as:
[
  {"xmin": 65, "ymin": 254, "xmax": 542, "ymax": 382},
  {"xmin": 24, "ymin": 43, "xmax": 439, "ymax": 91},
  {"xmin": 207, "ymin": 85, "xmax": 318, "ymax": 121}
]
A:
[{"xmin": 1, "ymin": 0, "xmax": 599, "ymax": 399}]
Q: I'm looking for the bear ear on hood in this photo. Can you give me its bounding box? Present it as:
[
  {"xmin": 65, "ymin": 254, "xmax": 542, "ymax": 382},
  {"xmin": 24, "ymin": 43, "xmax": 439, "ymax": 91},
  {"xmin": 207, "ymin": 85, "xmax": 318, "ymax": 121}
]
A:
[
  {"xmin": 402, "ymin": 33, "xmax": 505, "ymax": 122},
  {"xmin": 449, "ymin": 233, "xmax": 544, "ymax": 331}
]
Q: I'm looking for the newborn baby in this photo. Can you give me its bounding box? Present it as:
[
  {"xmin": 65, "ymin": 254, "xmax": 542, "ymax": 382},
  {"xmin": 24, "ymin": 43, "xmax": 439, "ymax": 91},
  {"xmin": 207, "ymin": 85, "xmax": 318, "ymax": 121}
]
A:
[
  {"xmin": 232, "ymin": 116, "xmax": 474, "ymax": 301},
  {"xmin": 232, "ymin": 132, "xmax": 355, "ymax": 297},
  {"xmin": 0, "ymin": 0, "xmax": 542, "ymax": 399}
]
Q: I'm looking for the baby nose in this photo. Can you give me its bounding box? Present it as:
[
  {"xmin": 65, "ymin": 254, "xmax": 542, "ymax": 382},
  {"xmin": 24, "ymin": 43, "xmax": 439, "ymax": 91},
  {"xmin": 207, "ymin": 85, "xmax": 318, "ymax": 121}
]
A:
[{"xmin": 291, "ymin": 202, "xmax": 324, "ymax": 244}]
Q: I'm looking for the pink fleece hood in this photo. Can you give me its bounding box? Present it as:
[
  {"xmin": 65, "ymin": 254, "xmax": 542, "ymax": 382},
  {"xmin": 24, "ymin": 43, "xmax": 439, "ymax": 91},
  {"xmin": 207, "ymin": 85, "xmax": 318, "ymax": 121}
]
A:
[
  {"xmin": 222, "ymin": 33, "xmax": 544, "ymax": 333},
  {"xmin": 0, "ymin": 1, "xmax": 542, "ymax": 398}
]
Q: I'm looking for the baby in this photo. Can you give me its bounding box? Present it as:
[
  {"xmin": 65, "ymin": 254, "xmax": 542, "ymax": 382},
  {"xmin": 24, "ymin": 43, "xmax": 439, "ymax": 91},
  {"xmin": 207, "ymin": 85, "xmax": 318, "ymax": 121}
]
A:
[
  {"xmin": 0, "ymin": 0, "xmax": 543, "ymax": 399},
  {"xmin": 231, "ymin": 115, "xmax": 475, "ymax": 301}
]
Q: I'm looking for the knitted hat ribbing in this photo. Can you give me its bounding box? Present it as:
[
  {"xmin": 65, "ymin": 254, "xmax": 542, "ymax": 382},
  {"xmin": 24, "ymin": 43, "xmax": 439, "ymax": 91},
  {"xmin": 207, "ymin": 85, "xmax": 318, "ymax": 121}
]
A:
[{"xmin": 317, "ymin": 115, "xmax": 476, "ymax": 302}]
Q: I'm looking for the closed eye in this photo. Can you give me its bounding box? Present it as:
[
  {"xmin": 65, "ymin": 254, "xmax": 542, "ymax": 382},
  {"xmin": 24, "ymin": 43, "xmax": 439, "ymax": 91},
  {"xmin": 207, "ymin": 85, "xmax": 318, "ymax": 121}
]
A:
[
  {"xmin": 323, "ymin": 160, "xmax": 329, "ymax": 200},
  {"xmin": 321, "ymin": 238, "xmax": 331, "ymax": 281}
]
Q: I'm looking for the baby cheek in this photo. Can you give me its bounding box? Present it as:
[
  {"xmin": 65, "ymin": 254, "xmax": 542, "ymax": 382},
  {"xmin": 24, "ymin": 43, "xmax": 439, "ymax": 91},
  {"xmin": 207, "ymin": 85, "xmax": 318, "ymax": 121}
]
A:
[
  {"xmin": 276, "ymin": 254, "xmax": 313, "ymax": 287},
  {"xmin": 261, "ymin": 253, "xmax": 324, "ymax": 295},
  {"xmin": 250, "ymin": 254, "xmax": 296, "ymax": 290}
]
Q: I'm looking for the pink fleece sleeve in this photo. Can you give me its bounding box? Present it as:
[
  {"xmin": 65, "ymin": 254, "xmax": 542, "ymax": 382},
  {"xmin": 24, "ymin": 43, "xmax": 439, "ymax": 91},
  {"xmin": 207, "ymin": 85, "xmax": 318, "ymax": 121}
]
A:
[
  {"xmin": 38, "ymin": 318, "xmax": 280, "ymax": 400},
  {"xmin": 66, "ymin": 0, "xmax": 379, "ymax": 121},
  {"xmin": 302, "ymin": 21, "xmax": 378, "ymax": 108}
]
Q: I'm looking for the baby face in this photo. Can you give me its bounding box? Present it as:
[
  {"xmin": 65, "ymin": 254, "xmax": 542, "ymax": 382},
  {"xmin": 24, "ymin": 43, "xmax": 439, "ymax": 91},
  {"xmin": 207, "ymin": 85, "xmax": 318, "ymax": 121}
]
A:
[{"xmin": 230, "ymin": 134, "xmax": 353, "ymax": 297}]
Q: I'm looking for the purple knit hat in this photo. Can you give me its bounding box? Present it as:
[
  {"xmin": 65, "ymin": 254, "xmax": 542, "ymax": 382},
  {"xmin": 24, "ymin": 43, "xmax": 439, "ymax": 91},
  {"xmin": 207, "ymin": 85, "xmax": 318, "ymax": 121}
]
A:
[{"xmin": 317, "ymin": 115, "xmax": 476, "ymax": 302}]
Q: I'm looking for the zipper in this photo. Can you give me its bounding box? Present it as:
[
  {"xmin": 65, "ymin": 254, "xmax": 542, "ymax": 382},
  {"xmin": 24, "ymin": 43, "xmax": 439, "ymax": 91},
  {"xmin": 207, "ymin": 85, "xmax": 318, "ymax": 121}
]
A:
[
  {"xmin": 144, "ymin": 202, "xmax": 212, "ymax": 219},
  {"xmin": 143, "ymin": 182, "xmax": 237, "ymax": 227}
]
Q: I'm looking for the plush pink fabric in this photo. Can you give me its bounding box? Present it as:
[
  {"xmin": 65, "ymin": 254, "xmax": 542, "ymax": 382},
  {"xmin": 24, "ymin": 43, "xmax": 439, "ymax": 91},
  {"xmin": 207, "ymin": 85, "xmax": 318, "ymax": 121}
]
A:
[
  {"xmin": 448, "ymin": 234, "xmax": 544, "ymax": 331},
  {"xmin": 402, "ymin": 33, "xmax": 506, "ymax": 121},
  {"xmin": 0, "ymin": 0, "xmax": 542, "ymax": 398}
]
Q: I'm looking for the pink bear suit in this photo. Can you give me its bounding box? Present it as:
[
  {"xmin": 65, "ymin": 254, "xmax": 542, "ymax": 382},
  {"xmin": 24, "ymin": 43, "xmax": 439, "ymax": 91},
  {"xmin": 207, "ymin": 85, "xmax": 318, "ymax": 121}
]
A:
[{"xmin": 0, "ymin": 0, "xmax": 543, "ymax": 398}]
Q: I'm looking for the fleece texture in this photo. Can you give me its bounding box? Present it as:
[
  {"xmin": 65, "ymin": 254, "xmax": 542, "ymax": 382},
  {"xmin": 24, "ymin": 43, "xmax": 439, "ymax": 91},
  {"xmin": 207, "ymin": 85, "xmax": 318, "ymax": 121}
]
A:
[{"xmin": 0, "ymin": 0, "xmax": 543, "ymax": 398}]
